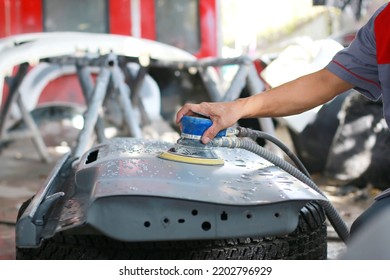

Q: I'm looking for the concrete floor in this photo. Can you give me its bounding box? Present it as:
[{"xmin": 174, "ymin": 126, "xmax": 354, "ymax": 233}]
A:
[{"xmin": 0, "ymin": 120, "xmax": 375, "ymax": 260}]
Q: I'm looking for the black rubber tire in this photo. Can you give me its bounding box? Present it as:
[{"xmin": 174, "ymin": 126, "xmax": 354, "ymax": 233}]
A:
[{"xmin": 16, "ymin": 201, "xmax": 327, "ymax": 260}]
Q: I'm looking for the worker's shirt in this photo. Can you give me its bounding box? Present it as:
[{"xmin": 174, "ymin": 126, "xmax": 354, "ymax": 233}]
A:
[{"xmin": 326, "ymin": 3, "xmax": 390, "ymax": 127}]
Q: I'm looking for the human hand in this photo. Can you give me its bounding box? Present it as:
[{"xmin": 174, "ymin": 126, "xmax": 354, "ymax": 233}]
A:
[{"xmin": 175, "ymin": 101, "xmax": 241, "ymax": 144}]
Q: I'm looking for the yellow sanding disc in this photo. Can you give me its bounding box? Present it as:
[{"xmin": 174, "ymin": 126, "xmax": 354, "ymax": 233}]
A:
[{"xmin": 158, "ymin": 151, "xmax": 224, "ymax": 166}]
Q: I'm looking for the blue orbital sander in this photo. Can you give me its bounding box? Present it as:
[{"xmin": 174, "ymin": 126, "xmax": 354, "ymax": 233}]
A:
[{"xmin": 158, "ymin": 116, "xmax": 228, "ymax": 165}]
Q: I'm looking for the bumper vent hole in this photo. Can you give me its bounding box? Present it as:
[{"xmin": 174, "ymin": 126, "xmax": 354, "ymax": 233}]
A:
[
  {"xmin": 201, "ymin": 221, "xmax": 211, "ymax": 231},
  {"xmin": 86, "ymin": 149, "xmax": 99, "ymax": 164}
]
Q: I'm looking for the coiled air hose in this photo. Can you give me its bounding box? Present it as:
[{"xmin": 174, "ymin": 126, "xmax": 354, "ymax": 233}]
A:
[{"xmin": 209, "ymin": 127, "xmax": 350, "ymax": 243}]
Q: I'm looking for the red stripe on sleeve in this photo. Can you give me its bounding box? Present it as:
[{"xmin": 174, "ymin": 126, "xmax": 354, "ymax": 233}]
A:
[{"xmin": 375, "ymin": 5, "xmax": 390, "ymax": 64}]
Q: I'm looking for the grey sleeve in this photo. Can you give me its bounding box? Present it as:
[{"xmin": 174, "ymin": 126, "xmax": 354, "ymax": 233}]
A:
[{"xmin": 325, "ymin": 17, "xmax": 381, "ymax": 101}]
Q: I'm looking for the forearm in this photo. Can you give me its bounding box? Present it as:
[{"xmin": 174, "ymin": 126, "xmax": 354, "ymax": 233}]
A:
[
  {"xmin": 175, "ymin": 68, "xmax": 354, "ymax": 144},
  {"xmin": 237, "ymin": 69, "xmax": 354, "ymax": 119}
]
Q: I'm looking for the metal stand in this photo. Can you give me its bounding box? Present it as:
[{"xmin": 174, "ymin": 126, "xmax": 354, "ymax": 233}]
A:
[
  {"xmin": 0, "ymin": 63, "xmax": 51, "ymax": 162},
  {"xmin": 1, "ymin": 53, "xmax": 278, "ymax": 160},
  {"xmin": 0, "ymin": 54, "xmax": 144, "ymax": 161}
]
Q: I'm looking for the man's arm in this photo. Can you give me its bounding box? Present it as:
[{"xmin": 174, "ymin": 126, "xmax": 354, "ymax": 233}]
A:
[
  {"xmin": 176, "ymin": 68, "xmax": 354, "ymax": 143},
  {"xmin": 239, "ymin": 68, "xmax": 354, "ymax": 118}
]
